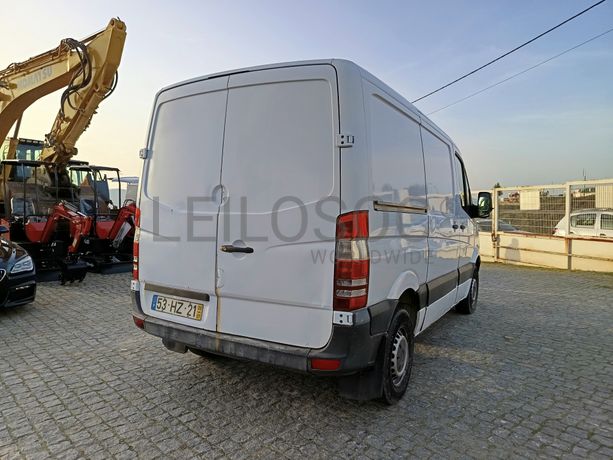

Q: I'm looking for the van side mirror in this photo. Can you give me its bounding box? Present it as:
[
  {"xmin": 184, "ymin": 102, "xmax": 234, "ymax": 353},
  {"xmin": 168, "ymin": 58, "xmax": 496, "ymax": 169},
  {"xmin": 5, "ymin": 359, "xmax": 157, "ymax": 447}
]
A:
[
  {"xmin": 477, "ymin": 192, "xmax": 493, "ymax": 218},
  {"xmin": 0, "ymin": 225, "xmax": 9, "ymax": 235}
]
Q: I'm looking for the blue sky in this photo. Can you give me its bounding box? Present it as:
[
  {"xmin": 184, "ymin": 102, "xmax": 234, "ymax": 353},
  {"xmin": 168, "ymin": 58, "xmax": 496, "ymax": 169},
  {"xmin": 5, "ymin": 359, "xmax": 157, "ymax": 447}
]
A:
[{"xmin": 2, "ymin": 0, "xmax": 612, "ymax": 188}]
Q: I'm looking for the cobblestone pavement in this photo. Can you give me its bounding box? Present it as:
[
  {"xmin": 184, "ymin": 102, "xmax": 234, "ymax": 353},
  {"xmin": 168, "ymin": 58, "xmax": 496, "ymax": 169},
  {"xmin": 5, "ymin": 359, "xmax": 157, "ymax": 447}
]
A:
[{"xmin": 0, "ymin": 263, "xmax": 612, "ymax": 459}]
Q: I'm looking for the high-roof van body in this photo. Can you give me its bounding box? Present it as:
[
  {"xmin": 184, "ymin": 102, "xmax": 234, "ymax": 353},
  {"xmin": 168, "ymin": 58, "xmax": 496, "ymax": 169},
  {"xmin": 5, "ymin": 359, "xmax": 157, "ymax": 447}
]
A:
[{"xmin": 131, "ymin": 59, "xmax": 487, "ymax": 403}]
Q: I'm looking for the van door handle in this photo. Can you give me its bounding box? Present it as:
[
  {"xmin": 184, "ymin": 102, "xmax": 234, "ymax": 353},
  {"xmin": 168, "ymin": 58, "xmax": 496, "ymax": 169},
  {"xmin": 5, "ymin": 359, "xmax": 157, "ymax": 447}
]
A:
[{"xmin": 221, "ymin": 245, "xmax": 254, "ymax": 254}]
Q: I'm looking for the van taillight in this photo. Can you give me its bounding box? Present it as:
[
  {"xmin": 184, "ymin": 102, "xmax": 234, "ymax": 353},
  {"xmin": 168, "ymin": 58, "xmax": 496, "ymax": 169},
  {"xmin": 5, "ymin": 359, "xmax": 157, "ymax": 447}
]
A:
[
  {"xmin": 132, "ymin": 207, "xmax": 140, "ymax": 280},
  {"xmin": 310, "ymin": 358, "xmax": 341, "ymax": 371},
  {"xmin": 132, "ymin": 315, "xmax": 145, "ymax": 329},
  {"xmin": 333, "ymin": 211, "xmax": 369, "ymax": 311}
]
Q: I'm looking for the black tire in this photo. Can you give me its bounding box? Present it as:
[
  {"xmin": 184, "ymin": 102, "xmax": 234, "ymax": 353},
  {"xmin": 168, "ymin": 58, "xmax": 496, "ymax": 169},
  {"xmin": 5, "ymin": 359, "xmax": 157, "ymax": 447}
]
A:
[
  {"xmin": 456, "ymin": 269, "xmax": 479, "ymax": 314},
  {"xmin": 381, "ymin": 309, "xmax": 414, "ymax": 405}
]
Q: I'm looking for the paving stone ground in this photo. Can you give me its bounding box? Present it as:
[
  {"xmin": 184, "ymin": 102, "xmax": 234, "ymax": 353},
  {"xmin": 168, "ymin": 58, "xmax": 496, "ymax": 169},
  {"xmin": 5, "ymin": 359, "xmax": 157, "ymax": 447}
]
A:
[{"xmin": 0, "ymin": 263, "xmax": 612, "ymax": 459}]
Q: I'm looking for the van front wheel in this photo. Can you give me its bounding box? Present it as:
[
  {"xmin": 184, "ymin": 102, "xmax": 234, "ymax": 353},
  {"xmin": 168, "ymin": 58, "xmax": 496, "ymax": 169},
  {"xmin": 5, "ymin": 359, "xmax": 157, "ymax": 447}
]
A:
[
  {"xmin": 456, "ymin": 269, "xmax": 479, "ymax": 315},
  {"xmin": 381, "ymin": 310, "xmax": 414, "ymax": 405}
]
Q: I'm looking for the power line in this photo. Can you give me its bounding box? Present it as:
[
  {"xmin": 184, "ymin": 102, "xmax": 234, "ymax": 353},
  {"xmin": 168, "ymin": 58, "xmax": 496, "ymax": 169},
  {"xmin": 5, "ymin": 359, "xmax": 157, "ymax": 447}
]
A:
[
  {"xmin": 426, "ymin": 27, "xmax": 613, "ymax": 115},
  {"xmin": 411, "ymin": 0, "xmax": 608, "ymax": 103}
]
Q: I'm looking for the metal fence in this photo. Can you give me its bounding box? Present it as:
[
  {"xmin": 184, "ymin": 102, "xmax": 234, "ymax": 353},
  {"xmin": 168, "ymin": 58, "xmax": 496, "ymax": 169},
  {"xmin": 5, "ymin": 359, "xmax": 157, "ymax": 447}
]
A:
[
  {"xmin": 483, "ymin": 179, "xmax": 613, "ymax": 239},
  {"xmin": 474, "ymin": 179, "xmax": 613, "ymax": 272}
]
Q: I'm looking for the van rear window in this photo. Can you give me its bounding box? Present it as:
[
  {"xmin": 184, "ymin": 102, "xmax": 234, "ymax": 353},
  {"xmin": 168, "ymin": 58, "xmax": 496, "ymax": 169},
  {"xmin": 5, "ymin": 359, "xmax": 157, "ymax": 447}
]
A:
[
  {"xmin": 146, "ymin": 91, "xmax": 227, "ymax": 210},
  {"xmin": 221, "ymin": 79, "xmax": 336, "ymax": 213}
]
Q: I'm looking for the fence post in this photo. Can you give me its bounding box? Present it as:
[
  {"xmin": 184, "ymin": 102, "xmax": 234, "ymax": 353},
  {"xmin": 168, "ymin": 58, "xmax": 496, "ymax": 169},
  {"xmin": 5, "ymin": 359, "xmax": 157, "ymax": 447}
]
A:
[
  {"xmin": 493, "ymin": 187, "xmax": 499, "ymax": 262},
  {"xmin": 564, "ymin": 182, "xmax": 572, "ymax": 270}
]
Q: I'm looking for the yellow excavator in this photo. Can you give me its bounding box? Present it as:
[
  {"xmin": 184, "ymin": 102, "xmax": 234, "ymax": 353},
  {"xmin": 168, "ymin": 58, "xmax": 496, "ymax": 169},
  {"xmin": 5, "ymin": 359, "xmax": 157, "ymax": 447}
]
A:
[
  {"xmin": 0, "ymin": 17, "xmax": 126, "ymax": 165},
  {"xmin": 0, "ymin": 18, "xmax": 127, "ymax": 282}
]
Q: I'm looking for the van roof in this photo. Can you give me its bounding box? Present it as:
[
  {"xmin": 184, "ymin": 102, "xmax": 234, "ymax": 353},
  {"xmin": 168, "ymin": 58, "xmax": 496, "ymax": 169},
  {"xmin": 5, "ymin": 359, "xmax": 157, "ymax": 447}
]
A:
[
  {"xmin": 157, "ymin": 59, "xmax": 454, "ymax": 151},
  {"xmin": 159, "ymin": 59, "xmax": 337, "ymax": 93}
]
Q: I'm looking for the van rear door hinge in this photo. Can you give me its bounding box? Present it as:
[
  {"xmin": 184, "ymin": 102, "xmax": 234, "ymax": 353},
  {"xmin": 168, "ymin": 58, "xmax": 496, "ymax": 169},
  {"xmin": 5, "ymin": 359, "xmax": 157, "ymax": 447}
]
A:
[
  {"xmin": 139, "ymin": 148, "xmax": 150, "ymax": 159},
  {"xmin": 336, "ymin": 133, "xmax": 354, "ymax": 148}
]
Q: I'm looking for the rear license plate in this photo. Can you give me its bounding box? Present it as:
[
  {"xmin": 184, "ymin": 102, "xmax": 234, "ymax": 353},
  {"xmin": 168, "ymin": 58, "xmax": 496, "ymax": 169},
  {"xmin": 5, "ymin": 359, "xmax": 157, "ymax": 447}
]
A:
[{"xmin": 151, "ymin": 294, "xmax": 204, "ymax": 321}]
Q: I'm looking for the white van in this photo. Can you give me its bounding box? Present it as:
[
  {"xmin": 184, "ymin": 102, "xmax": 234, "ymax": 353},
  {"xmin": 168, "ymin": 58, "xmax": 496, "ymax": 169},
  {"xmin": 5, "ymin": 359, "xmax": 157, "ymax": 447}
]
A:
[{"xmin": 131, "ymin": 59, "xmax": 492, "ymax": 403}]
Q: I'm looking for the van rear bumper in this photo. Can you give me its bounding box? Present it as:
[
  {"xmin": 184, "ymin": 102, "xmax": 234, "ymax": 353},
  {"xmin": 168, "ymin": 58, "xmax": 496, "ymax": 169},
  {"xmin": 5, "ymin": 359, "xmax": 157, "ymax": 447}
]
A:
[{"xmin": 132, "ymin": 290, "xmax": 392, "ymax": 376}]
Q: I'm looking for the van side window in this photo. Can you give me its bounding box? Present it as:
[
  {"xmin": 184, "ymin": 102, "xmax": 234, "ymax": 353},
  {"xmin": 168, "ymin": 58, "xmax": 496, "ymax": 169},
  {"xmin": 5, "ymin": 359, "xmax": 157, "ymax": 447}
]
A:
[
  {"xmin": 368, "ymin": 95, "xmax": 427, "ymax": 209},
  {"xmin": 453, "ymin": 153, "xmax": 473, "ymax": 212},
  {"xmin": 571, "ymin": 213, "xmax": 596, "ymax": 228},
  {"xmin": 601, "ymin": 214, "xmax": 613, "ymax": 230},
  {"xmin": 453, "ymin": 155, "xmax": 466, "ymax": 208},
  {"xmin": 422, "ymin": 128, "xmax": 454, "ymax": 215}
]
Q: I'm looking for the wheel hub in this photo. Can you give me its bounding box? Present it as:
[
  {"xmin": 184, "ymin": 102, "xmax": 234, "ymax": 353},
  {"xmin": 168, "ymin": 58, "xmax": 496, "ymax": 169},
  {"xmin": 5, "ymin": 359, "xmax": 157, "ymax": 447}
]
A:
[
  {"xmin": 390, "ymin": 328, "xmax": 409, "ymax": 386},
  {"xmin": 470, "ymin": 276, "xmax": 479, "ymax": 304}
]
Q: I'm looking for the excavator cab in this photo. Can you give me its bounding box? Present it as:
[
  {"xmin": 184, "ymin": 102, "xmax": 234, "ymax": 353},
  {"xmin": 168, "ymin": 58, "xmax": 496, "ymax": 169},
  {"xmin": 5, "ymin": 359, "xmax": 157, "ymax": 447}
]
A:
[
  {"xmin": 69, "ymin": 164, "xmax": 135, "ymax": 271},
  {"xmin": 1, "ymin": 159, "xmax": 90, "ymax": 283},
  {"xmin": 1, "ymin": 138, "xmax": 43, "ymax": 162},
  {"xmin": 70, "ymin": 166, "xmax": 114, "ymax": 215}
]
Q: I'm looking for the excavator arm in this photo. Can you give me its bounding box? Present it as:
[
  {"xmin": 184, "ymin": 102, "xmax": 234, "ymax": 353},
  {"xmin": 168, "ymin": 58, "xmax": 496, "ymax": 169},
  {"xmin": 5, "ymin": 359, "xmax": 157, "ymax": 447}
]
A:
[
  {"xmin": 0, "ymin": 18, "xmax": 126, "ymax": 164},
  {"xmin": 24, "ymin": 201, "xmax": 93, "ymax": 254},
  {"xmin": 106, "ymin": 200, "xmax": 136, "ymax": 247}
]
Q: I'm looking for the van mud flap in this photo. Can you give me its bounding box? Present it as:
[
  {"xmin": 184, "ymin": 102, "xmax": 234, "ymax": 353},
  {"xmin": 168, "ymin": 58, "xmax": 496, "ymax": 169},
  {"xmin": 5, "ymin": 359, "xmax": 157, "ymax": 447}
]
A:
[{"xmin": 58, "ymin": 259, "xmax": 90, "ymax": 285}]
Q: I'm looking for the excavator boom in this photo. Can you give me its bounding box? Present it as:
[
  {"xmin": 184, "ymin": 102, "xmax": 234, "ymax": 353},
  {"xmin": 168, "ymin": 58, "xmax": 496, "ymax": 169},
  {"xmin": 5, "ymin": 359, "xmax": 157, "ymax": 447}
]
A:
[{"xmin": 0, "ymin": 18, "xmax": 126, "ymax": 164}]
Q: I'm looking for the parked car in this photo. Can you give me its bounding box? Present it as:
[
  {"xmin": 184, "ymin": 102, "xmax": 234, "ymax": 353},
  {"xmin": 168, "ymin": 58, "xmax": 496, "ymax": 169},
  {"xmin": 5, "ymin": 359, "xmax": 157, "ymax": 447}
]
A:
[
  {"xmin": 0, "ymin": 225, "xmax": 36, "ymax": 307},
  {"xmin": 130, "ymin": 59, "xmax": 491, "ymax": 404},
  {"xmin": 475, "ymin": 218, "xmax": 521, "ymax": 233},
  {"xmin": 554, "ymin": 209, "xmax": 613, "ymax": 237}
]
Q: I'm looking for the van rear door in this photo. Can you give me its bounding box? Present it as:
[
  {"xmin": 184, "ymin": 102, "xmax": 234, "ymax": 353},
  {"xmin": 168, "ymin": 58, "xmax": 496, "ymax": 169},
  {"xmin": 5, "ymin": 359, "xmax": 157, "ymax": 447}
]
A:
[
  {"xmin": 138, "ymin": 77, "xmax": 229, "ymax": 332},
  {"xmin": 216, "ymin": 65, "xmax": 339, "ymax": 348}
]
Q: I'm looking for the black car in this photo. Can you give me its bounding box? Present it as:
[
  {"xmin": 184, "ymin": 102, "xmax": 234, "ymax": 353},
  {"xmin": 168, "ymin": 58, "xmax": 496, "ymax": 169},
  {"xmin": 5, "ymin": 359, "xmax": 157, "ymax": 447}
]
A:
[
  {"xmin": 0, "ymin": 228, "xmax": 36, "ymax": 307},
  {"xmin": 474, "ymin": 218, "xmax": 521, "ymax": 233}
]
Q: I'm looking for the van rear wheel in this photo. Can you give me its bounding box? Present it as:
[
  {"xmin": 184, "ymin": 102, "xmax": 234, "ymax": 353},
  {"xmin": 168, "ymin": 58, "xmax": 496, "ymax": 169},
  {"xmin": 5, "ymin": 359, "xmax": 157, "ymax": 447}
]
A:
[{"xmin": 381, "ymin": 309, "xmax": 414, "ymax": 405}]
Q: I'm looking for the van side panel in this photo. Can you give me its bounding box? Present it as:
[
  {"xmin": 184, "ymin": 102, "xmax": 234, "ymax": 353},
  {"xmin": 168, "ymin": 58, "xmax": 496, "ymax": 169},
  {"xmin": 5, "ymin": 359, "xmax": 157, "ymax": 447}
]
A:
[
  {"xmin": 420, "ymin": 125, "xmax": 460, "ymax": 330},
  {"xmin": 360, "ymin": 79, "xmax": 428, "ymax": 315}
]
